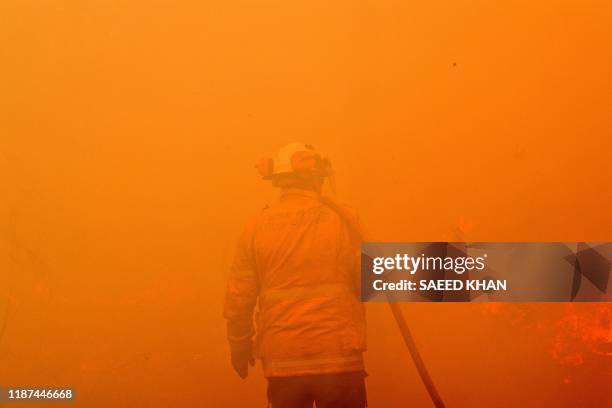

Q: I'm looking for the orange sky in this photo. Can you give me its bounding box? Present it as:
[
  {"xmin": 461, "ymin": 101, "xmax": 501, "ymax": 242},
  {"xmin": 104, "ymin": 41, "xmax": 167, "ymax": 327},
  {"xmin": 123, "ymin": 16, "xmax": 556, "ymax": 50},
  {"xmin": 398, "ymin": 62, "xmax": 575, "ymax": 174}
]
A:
[{"xmin": 1, "ymin": 0, "xmax": 611, "ymax": 406}]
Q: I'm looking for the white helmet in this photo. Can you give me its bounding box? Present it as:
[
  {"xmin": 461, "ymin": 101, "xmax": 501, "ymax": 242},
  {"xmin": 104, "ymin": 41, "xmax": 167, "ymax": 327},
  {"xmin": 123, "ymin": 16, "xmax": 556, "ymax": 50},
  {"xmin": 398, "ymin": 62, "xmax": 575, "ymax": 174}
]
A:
[{"xmin": 255, "ymin": 143, "xmax": 331, "ymax": 179}]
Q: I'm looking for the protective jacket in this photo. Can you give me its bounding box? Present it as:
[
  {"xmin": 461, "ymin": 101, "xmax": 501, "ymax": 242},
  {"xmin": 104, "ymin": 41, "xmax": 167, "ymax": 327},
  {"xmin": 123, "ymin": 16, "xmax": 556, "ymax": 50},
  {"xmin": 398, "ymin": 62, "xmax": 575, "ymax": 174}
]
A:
[{"xmin": 224, "ymin": 188, "xmax": 366, "ymax": 377}]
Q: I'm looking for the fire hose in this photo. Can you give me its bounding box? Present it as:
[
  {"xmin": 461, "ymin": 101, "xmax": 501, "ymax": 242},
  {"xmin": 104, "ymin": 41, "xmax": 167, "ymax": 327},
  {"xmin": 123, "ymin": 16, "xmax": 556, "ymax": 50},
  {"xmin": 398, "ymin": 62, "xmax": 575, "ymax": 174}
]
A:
[{"xmin": 320, "ymin": 196, "xmax": 446, "ymax": 408}]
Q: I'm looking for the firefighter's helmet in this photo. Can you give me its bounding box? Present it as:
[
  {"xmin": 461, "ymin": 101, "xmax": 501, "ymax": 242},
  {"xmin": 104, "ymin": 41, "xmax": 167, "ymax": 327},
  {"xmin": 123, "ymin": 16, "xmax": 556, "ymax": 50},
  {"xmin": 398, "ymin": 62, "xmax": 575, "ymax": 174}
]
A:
[{"xmin": 255, "ymin": 143, "xmax": 332, "ymax": 180}]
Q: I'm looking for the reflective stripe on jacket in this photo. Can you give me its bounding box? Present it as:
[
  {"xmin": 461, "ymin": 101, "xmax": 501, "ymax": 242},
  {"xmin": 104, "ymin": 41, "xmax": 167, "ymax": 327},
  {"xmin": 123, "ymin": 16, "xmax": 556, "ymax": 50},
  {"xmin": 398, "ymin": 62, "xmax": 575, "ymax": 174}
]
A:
[{"xmin": 224, "ymin": 188, "xmax": 366, "ymax": 378}]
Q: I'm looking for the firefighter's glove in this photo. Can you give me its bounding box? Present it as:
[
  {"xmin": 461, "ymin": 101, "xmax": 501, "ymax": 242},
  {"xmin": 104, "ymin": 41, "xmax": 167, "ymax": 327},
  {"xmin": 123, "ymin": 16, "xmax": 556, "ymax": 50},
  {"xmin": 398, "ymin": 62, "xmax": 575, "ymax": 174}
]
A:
[{"xmin": 230, "ymin": 343, "xmax": 255, "ymax": 379}]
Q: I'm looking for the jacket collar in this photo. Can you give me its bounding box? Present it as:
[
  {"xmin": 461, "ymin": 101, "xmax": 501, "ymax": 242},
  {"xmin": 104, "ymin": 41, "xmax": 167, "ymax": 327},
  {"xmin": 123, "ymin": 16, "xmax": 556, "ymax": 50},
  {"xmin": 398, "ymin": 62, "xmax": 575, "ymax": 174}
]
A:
[{"xmin": 280, "ymin": 188, "xmax": 321, "ymax": 201}]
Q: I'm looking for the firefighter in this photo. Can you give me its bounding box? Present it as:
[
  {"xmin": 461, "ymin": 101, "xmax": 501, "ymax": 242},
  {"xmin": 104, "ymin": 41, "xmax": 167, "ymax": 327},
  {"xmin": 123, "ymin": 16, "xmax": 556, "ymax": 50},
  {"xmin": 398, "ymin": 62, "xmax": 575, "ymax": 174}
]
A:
[{"xmin": 224, "ymin": 143, "xmax": 367, "ymax": 407}]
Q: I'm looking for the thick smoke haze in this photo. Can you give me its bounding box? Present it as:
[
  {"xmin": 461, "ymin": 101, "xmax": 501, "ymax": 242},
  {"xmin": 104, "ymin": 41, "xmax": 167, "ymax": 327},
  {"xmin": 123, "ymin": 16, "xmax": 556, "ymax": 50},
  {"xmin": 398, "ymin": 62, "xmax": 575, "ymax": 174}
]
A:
[{"xmin": 1, "ymin": 0, "xmax": 610, "ymax": 406}]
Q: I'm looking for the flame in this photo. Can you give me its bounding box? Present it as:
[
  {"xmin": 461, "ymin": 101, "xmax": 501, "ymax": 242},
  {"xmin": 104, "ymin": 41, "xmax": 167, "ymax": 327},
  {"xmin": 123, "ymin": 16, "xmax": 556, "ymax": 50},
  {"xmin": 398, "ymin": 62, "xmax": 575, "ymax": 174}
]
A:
[
  {"xmin": 551, "ymin": 304, "xmax": 612, "ymax": 366},
  {"xmin": 480, "ymin": 303, "xmax": 612, "ymax": 367}
]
